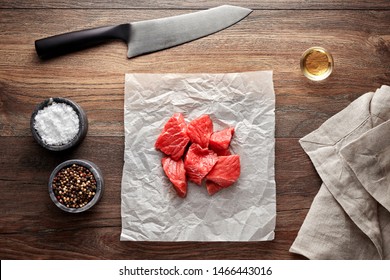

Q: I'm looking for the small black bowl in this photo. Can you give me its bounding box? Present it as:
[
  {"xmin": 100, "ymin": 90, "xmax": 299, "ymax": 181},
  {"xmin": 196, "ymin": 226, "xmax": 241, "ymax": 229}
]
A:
[
  {"xmin": 31, "ymin": 97, "xmax": 88, "ymax": 151},
  {"xmin": 48, "ymin": 159, "xmax": 104, "ymax": 213}
]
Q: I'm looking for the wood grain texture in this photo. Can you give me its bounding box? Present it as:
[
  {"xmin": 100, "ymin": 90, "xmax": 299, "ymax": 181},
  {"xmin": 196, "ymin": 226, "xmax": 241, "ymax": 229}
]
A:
[
  {"xmin": 1, "ymin": 0, "xmax": 390, "ymax": 9},
  {"xmin": 1, "ymin": 10, "xmax": 389, "ymax": 138},
  {"xmin": 0, "ymin": 0, "xmax": 389, "ymax": 260},
  {"xmin": 0, "ymin": 137, "xmax": 314, "ymax": 259}
]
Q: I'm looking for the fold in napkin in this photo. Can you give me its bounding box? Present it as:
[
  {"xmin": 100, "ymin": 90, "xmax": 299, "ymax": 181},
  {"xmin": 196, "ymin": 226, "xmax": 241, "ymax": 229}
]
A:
[{"xmin": 290, "ymin": 85, "xmax": 390, "ymax": 259}]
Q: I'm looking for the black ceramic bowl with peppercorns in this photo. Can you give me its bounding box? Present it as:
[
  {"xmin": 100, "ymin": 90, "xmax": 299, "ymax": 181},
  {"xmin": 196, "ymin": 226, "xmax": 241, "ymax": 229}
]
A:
[{"xmin": 48, "ymin": 159, "xmax": 104, "ymax": 213}]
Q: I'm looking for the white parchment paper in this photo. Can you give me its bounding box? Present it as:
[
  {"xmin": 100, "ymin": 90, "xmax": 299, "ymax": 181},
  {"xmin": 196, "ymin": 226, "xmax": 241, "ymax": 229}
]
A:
[{"xmin": 121, "ymin": 71, "xmax": 276, "ymax": 241}]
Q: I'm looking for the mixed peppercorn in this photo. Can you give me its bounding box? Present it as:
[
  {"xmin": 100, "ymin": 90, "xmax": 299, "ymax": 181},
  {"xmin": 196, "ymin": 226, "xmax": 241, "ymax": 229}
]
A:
[{"xmin": 52, "ymin": 164, "xmax": 97, "ymax": 208}]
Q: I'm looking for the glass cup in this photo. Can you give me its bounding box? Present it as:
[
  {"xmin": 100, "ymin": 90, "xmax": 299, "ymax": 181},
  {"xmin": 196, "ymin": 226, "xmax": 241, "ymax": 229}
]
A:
[{"xmin": 300, "ymin": 47, "xmax": 334, "ymax": 81}]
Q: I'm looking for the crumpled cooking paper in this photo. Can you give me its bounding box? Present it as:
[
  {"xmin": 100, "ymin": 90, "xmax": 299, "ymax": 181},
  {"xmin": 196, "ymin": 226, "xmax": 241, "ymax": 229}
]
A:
[{"xmin": 121, "ymin": 71, "xmax": 276, "ymax": 241}]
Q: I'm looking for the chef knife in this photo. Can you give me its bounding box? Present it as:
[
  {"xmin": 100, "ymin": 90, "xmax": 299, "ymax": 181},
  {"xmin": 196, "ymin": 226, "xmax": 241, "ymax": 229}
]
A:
[{"xmin": 35, "ymin": 5, "xmax": 252, "ymax": 59}]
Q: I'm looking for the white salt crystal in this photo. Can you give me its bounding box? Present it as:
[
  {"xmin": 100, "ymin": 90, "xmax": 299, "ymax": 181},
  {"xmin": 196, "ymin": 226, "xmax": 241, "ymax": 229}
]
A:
[{"xmin": 34, "ymin": 102, "xmax": 80, "ymax": 146}]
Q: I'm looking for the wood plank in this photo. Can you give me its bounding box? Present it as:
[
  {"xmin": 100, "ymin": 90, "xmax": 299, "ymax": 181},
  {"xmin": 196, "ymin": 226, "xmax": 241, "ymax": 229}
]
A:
[
  {"xmin": 0, "ymin": 136, "xmax": 316, "ymax": 259},
  {"xmin": 1, "ymin": 0, "xmax": 389, "ymax": 10},
  {"xmin": 1, "ymin": 10, "xmax": 389, "ymax": 138},
  {"xmin": 0, "ymin": 226, "xmax": 307, "ymax": 260},
  {"xmin": 0, "ymin": 1, "xmax": 388, "ymax": 260}
]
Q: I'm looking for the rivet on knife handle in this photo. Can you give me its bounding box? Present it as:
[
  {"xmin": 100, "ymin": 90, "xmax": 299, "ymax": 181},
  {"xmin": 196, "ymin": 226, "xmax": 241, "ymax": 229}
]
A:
[{"xmin": 35, "ymin": 24, "xmax": 130, "ymax": 59}]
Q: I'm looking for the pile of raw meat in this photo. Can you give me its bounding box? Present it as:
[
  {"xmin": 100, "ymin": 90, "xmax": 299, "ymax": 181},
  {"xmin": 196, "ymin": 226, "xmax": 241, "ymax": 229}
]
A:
[{"xmin": 155, "ymin": 113, "xmax": 241, "ymax": 198}]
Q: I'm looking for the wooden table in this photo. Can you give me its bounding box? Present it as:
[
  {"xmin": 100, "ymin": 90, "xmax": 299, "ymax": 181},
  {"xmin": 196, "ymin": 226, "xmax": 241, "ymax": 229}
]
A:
[{"xmin": 1, "ymin": 0, "xmax": 389, "ymax": 260}]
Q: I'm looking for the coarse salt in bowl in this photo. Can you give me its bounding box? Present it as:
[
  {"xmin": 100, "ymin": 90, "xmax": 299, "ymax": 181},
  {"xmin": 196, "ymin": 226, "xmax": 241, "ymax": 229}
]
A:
[
  {"xmin": 30, "ymin": 97, "xmax": 88, "ymax": 151},
  {"xmin": 48, "ymin": 159, "xmax": 104, "ymax": 213}
]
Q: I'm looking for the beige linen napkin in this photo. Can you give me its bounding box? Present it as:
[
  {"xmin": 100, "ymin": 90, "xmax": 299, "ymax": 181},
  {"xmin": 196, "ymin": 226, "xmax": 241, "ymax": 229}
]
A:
[{"xmin": 290, "ymin": 85, "xmax": 390, "ymax": 259}]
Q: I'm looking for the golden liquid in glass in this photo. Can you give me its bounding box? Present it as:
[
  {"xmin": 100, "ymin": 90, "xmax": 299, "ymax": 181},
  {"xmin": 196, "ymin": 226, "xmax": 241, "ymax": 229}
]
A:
[{"xmin": 301, "ymin": 47, "xmax": 333, "ymax": 81}]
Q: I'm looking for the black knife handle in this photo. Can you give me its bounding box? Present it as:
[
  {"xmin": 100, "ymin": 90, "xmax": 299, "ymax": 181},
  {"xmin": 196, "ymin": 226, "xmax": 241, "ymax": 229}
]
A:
[{"xmin": 35, "ymin": 23, "xmax": 130, "ymax": 59}]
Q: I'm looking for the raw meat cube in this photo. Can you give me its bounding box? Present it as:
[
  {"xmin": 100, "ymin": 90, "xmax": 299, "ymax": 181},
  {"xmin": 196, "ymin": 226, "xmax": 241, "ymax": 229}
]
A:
[
  {"xmin": 206, "ymin": 180, "xmax": 225, "ymax": 196},
  {"xmin": 186, "ymin": 115, "xmax": 213, "ymax": 148},
  {"xmin": 155, "ymin": 113, "xmax": 190, "ymax": 160},
  {"xmin": 206, "ymin": 155, "xmax": 241, "ymax": 188},
  {"xmin": 214, "ymin": 149, "xmax": 231, "ymax": 156},
  {"xmin": 162, "ymin": 157, "xmax": 187, "ymax": 198},
  {"xmin": 209, "ymin": 127, "xmax": 235, "ymax": 152},
  {"xmin": 184, "ymin": 143, "xmax": 218, "ymax": 185}
]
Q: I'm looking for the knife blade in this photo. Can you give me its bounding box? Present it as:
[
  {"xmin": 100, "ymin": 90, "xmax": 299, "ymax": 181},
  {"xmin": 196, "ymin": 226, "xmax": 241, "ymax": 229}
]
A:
[{"xmin": 35, "ymin": 5, "xmax": 252, "ymax": 59}]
